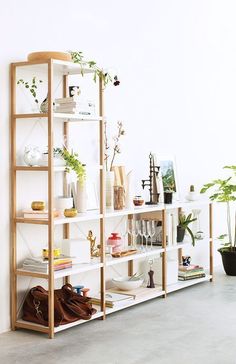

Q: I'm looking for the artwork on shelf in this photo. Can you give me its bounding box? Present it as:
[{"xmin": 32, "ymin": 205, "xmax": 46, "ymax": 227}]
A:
[{"xmin": 157, "ymin": 155, "xmax": 179, "ymax": 201}]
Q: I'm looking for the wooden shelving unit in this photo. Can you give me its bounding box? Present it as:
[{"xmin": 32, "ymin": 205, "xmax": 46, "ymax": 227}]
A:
[{"xmin": 10, "ymin": 59, "xmax": 214, "ymax": 339}]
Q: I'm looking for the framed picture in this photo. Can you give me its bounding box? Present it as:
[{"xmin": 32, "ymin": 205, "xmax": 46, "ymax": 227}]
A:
[{"xmin": 157, "ymin": 155, "xmax": 179, "ymax": 200}]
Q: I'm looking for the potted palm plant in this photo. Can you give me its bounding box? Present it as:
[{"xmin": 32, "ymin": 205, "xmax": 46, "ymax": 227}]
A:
[
  {"xmin": 177, "ymin": 213, "xmax": 197, "ymax": 246},
  {"xmin": 200, "ymin": 166, "xmax": 236, "ymax": 275}
]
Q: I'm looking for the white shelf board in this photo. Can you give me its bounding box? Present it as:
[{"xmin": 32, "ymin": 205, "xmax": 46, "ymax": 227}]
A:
[
  {"xmin": 54, "ymin": 113, "xmax": 102, "ymax": 122},
  {"xmin": 165, "ymin": 200, "xmax": 210, "ymax": 210},
  {"xmin": 167, "ymin": 274, "xmax": 212, "ymax": 293},
  {"xmin": 54, "ymin": 308, "xmax": 103, "ymax": 332},
  {"xmin": 105, "ymin": 204, "xmax": 164, "ymax": 218},
  {"xmin": 16, "ymin": 307, "xmax": 103, "ymax": 334},
  {"xmin": 54, "ymin": 261, "xmax": 103, "ymax": 278},
  {"xmin": 54, "ymin": 210, "xmax": 102, "ymax": 225},
  {"xmin": 52, "ymin": 59, "xmax": 95, "ymax": 75},
  {"xmin": 106, "ymin": 286, "xmax": 164, "ymax": 314},
  {"xmin": 106, "ymin": 247, "xmax": 164, "ymax": 267}
]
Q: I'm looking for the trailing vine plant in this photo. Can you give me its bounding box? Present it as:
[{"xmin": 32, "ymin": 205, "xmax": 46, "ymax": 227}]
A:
[
  {"xmin": 55, "ymin": 147, "xmax": 86, "ymax": 185},
  {"xmin": 69, "ymin": 51, "xmax": 120, "ymax": 87},
  {"xmin": 17, "ymin": 77, "xmax": 43, "ymax": 104}
]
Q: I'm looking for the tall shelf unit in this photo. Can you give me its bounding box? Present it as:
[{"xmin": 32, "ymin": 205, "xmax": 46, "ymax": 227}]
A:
[{"xmin": 10, "ymin": 59, "xmax": 213, "ymax": 339}]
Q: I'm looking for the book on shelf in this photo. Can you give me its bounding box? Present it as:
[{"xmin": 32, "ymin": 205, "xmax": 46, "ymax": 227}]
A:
[
  {"xmin": 179, "ymin": 264, "xmax": 203, "ymax": 272},
  {"xmin": 22, "ymin": 209, "xmax": 60, "ymax": 219},
  {"xmin": 107, "ymin": 287, "xmax": 155, "ymax": 299},
  {"xmin": 55, "ymin": 96, "xmax": 78, "ymax": 104},
  {"xmin": 178, "ymin": 273, "xmax": 206, "ymax": 281},
  {"xmin": 178, "ymin": 270, "xmax": 205, "ymax": 277},
  {"xmin": 90, "ymin": 292, "xmax": 134, "ymax": 308},
  {"xmin": 21, "ymin": 256, "xmax": 73, "ymax": 273}
]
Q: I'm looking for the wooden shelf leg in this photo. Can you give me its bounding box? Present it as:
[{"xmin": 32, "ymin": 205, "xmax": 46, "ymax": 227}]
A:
[
  {"xmin": 162, "ymin": 209, "xmax": 167, "ymax": 298},
  {"xmin": 209, "ymin": 203, "xmax": 213, "ymax": 281}
]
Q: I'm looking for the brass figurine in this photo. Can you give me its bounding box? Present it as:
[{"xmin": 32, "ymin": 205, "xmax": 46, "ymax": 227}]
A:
[{"xmin": 87, "ymin": 230, "xmax": 101, "ymax": 257}]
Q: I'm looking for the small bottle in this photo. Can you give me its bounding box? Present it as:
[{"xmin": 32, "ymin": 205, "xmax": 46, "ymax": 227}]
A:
[{"xmin": 186, "ymin": 185, "xmax": 198, "ymax": 201}]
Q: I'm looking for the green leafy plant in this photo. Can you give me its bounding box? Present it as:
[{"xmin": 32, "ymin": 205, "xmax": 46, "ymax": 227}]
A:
[
  {"xmin": 55, "ymin": 147, "xmax": 86, "ymax": 185},
  {"xmin": 69, "ymin": 51, "xmax": 120, "ymax": 87},
  {"xmin": 178, "ymin": 213, "xmax": 197, "ymax": 246},
  {"xmin": 200, "ymin": 165, "xmax": 236, "ymax": 251},
  {"xmin": 17, "ymin": 76, "xmax": 43, "ymax": 104}
]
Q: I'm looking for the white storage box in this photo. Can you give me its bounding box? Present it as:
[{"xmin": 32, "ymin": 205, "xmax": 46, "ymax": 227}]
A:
[
  {"xmin": 61, "ymin": 238, "xmax": 91, "ymax": 263},
  {"xmin": 155, "ymin": 258, "xmax": 178, "ymax": 285}
]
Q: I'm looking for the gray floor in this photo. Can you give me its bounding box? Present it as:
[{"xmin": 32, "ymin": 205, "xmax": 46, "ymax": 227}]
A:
[{"xmin": 0, "ymin": 268, "xmax": 235, "ymax": 364}]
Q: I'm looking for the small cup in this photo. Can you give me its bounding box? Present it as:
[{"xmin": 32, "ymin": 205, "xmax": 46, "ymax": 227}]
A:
[{"xmin": 64, "ymin": 208, "xmax": 77, "ymax": 218}]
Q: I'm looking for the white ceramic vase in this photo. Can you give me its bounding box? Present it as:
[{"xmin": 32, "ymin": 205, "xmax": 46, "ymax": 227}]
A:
[
  {"xmin": 77, "ymin": 180, "xmax": 87, "ymax": 213},
  {"xmin": 106, "ymin": 171, "xmax": 114, "ymax": 209},
  {"xmin": 125, "ymin": 170, "xmax": 133, "ymax": 209}
]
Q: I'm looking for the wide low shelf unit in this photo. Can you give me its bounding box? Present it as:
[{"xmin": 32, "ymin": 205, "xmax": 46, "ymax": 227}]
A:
[{"xmin": 11, "ymin": 58, "xmax": 214, "ymax": 338}]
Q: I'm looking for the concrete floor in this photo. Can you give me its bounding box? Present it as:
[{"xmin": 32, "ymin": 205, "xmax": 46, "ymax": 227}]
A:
[{"xmin": 1, "ymin": 268, "xmax": 236, "ymax": 364}]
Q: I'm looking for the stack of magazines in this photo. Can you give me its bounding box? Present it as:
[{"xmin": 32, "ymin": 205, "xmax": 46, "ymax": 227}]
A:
[
  {"xmin": 178, "ymin": 264, "xmax": 206, "ymax": 281},
  {"xmin": 22, "ymin": 257, "xmax": 72, "ymax": 273},
  {"xmin": 55, "ymin": 97, "xmax": 95, "ymax": 115}
]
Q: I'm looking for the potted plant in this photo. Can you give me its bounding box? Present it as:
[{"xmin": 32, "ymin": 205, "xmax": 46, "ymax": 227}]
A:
[
  {"xmin": 164, "ymin": 188, "xmax": 173, "ymax": 204},
  {"xmin": 56, "ymin": 147, "xmax": 86, "ymax": 213},
  {"xmin": 200, "ymin": 165, "xmax": 236, "ymax": 275},
  {"xmin": 177, "ymin": 213, "xmax": 197, "ymax": 246}
]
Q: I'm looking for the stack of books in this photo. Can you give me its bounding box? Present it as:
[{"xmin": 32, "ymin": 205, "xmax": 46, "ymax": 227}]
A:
[
  {"xmin": 178, "ymin": 264, "xmax": 206, "ymax": 281},
  {"xmin": 90, "ymin": 292, "xmax": 134, "ymax": 308},
  {"xmin": 22, "ymin": 257, "xmax": 72, "ymax": 273},
  {"xmin": 22, "ymin": 209, "xmax": 60, "ymax": 219},
  {"xmin": 55, "ymin": 97, "xmax": 95, "ymax": 115}
]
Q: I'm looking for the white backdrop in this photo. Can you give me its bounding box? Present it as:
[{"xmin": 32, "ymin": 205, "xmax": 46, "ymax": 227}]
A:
[{"xmin": 0, "ymin": 0, "xmax": 236, "ymax": 333}]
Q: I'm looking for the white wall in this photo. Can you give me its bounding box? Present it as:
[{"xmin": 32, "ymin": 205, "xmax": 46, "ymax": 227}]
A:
[{"xmin": 1, "ymin": 0, "xmax": 236, "ymax": 333}]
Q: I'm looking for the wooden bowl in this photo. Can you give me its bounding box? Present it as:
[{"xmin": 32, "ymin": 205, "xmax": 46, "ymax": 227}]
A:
[{"xmin": 28, "ymin": 51, "xmax": 72, "ymax": 62}]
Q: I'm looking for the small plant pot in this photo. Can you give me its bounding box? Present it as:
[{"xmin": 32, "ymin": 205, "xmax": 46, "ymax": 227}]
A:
[
  {"xmin": 164, "ymin": 191, "xmax": 173, "ymax": 204},
  {"xmin": 219, "ymin": 250, "xmax": 236, "ymax": 276},
  {"xmin": 177, "ymin": 226, "xmax": 185, "ymax": 243}
]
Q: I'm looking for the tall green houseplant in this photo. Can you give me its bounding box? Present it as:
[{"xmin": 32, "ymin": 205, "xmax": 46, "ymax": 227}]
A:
[{"xmin": 201, "ymin": 166, "xmax": 236, "ymax": 275}]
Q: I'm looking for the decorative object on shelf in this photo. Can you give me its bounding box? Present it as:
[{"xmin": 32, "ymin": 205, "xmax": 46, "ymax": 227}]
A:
[
  {"xmin": 39, "ymin": 95, "xmax": 55, "ymax": 113},
  {"xmin": 56, "ymin": 147, "xmax": 87, "ymax": 213},
  {"xmin": 178, "ymin": 263, "xmax": 205, "ymax": 281},
  {"xmin": 113, "ymin": 186, "xmax": 125, "ymax": 210},
  {"xmin": 56, "ymin": 197, "xmax": 73, "ymax": 211},
  {"xmin": 81, "ymin": 288, "xmax": 90, "ymax": 297},
  {"xmin": 22, "ymin": 283, "xmax": 96, "ymax": 327},
  {"xmin": 147, "ymin": 259, "xmax": 155, "ymax": 288},
  {"xmin": 186, "ymin": 185, "xmax": 199, "ymax": 201},
  {"xmin": 31, "ymin": 201, "xmax": 45, "ymax": 211},
  {"xmin": 107, "ymin": 233, "xmax": 122, "ymax": 253},
  {"xmin": 158, "ymin": 155, "xmax": 179, "ymax": 201},
  {"xmin": 133, "ymin": 195, "xmax": 144, "ymax": 207},
  {"xmin": 73, "ymin": 285, "xmax": 84, "ymax": 295},
  {"xmin": 125, "ymin": 170, "xmax": 134, "ymax": 209},
  {"xmin": 61, "ymin": 238, "xmax": 90, "ymax": 263},
  {"xmin": 112, "ymin": 275, "xmax": 144, "ymax": 291},
  {"xmin": 182, "ymin": 256, "xmax": 191, "ymax": 266},
  {"xmin": 69, "ymin": 50, "xmax": 120, "ymax": 87},
  {"xmin": 27, "ymin": 51, "xmax": 72, "ymax": 62},
  {"xmin": 177, "ymin": 213, "xmax": 197, "ymax": 246},
  {"xmin": 142, "ymin": 153, "xmax": 160, "ymax": 205},
  {"xmin": 23, "ymin": 145, "xmax": 42, "ymax": 166},
  {"xmin": 111, "ymin": 249, "xmax": 137, "ymax": 258},
  {"xmin": 42, "ymin": 248, "xmax": 61, "ymax": 259},
  {"xmin": 17, "ymin": 77, "xmax": 43, "ymax": 109},
  {"xmin": 201, "ymin": 165, "xmax": 236, "ymax": 275},
  {"xmin": 191, "ymin": 209, "xmax": 204, "ymax": 240},
  {"xmin": 164, "ymin": 190, "xmax": 173, "ymax": 204},
  {"xmin": 64, "ymin": 208, "xmax": 77, "ymax": 218},
  {"xmin": 105, "ymin": 170, "xmax": 114, "ymax": 208},
  {"xmin": 87, "ymin": 230, "xmax": 101, "ymax": 258},
  {"xmin": 40, "ymin": 147, "xmax": 66, "ymax": 167},
  {"xmin": 69, "ymin": 86, "xmax": 81, "ymax": 97},
  {"xmin": 104, "ymin": 121, "xmax": 125, "ymax": 172}
]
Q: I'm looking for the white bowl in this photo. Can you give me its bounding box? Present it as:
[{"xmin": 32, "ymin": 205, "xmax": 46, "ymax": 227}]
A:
[{"xmin": 112, "ymin": 276, "xmax": 144, "ymax": 291}]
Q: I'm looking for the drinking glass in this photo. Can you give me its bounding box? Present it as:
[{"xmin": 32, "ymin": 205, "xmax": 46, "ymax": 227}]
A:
[
  {"xmin": 134, "ymin": 219, "xmax": 142, "ymax": 250},
  {"xmin": 127, "ymin": 219, "xmax": 135, "ymax": 249},
  {"xmin": 142, "ymin": 220, "xmax": 149, "ymax": 251},
  {"xmin": 148, "ymin": 220, "xmax": 156, "ymax": 250}
]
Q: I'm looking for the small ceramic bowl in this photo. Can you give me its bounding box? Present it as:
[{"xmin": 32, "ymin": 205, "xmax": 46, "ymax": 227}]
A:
[
  {"xmin": 64, "ymin": 208, "xmax": 77, "ymax": 218},
  {"xmin": 31, "ymin": 201, "xmax": 45, "ymax": 211},
  {"xmin": 112, "ymin": 276, "xmax": 144, "ymax": 291},
  {"xmin": 133, "ymin": 196, "xmax": 144, "ymax": 207}
]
